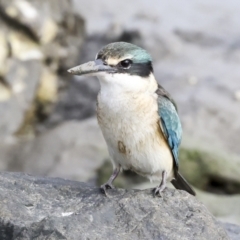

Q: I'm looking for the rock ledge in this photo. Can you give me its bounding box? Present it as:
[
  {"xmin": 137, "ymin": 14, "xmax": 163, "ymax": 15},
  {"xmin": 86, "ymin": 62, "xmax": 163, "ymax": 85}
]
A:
[{"xmin": 0, "ymin": 172, "xmax": 229, "ymax": 240}]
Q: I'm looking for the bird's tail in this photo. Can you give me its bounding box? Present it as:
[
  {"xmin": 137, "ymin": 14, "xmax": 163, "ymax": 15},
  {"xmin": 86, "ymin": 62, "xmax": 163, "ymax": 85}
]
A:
[{"xmin": 171, "ymin": 172, "xmax": 196, "ymax": 196}]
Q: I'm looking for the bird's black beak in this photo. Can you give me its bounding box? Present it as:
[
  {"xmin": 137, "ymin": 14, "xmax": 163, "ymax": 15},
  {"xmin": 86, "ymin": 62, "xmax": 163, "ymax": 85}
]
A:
[{"xmin": 67, "ymin": 59, "xmax": 116, "ymax": 76}]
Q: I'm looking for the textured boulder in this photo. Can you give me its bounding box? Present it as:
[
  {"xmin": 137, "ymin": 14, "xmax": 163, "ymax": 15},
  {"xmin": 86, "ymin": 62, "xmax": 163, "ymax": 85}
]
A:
[
  {"xmin": 0, "ymin": 59, "xmax": 41, "ymax": 136},
  {"xmin": 18, "ymin": 119, "xmax": 107, "ymax": 181},
  {"xmin": 0, "ymin": 118, "xmax": 108, "ymax": 182},
  {"xmin": 0, "ymin": 0, "xmax": 84, "ymax": 68},
  {"xmin": 197, "ymin": 190, "xmax": 240, "ymax": 225},
  {"xmin": 0, "ymin": 172, "xmax": 229, "ymax": 240},
  {"xmin": 0, "ymin": 0, "xmax": 84, "ymax": 137},
  {"xmin": 222, "ymin": 223, "xmax": 240, "ymax": 240}
]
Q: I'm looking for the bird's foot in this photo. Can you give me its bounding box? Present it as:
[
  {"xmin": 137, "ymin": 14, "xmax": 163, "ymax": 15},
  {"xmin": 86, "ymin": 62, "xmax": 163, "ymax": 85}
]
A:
[
  {"xmin": 153, "ymin": 170, "xmax": 167, "ymax": 197},
  {"xmin": 100, "ymin": 182, "xmax": 114, "ymax": 195},
  {"xmin": 100, "ymin": 165, "xmax": 121, "ymax": 196},
  {"xmin": 153, "ymin": 185, "xmax": 166, "ymax": 197}
]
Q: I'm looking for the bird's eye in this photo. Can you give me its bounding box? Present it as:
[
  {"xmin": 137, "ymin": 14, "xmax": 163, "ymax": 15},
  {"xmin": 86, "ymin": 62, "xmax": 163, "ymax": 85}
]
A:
[{"xmin": 119, "ymin": 59, "xmax": 132, "ymax": 69}]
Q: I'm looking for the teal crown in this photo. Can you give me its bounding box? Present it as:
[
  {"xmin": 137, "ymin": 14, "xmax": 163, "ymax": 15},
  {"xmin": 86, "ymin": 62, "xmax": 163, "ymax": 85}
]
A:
[{"xmin": 97, "ymin": 42, "xmax": 152, "ymax": 63}]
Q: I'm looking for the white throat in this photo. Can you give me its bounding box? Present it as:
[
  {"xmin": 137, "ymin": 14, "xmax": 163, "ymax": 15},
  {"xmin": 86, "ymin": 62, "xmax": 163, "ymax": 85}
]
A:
[{"xmin": 97, "ymin": 72, "xmax": 158, "ymax": 96}]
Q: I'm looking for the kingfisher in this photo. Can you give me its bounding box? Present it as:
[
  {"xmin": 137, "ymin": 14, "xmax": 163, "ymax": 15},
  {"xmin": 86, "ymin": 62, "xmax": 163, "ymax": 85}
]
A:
[{"xmin": 68, "ymin": 42, "xmax": 195, "ymax": 196}]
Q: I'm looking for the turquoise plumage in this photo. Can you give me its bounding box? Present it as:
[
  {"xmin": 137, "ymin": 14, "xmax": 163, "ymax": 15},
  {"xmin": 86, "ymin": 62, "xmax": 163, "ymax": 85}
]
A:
[
  {"xmin": 157, "ymin": 86, "xmax": 182, "ymax": 170},
  {"xmin": 157, "ymin": 85, "xmax": 195, "ymax": 195}
]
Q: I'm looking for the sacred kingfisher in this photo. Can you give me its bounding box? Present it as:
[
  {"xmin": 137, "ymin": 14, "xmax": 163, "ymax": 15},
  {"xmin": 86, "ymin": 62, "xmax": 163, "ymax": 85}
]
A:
[{"xmin": 68, "ymin": 42, "xmax": 195, "ymax": 196}]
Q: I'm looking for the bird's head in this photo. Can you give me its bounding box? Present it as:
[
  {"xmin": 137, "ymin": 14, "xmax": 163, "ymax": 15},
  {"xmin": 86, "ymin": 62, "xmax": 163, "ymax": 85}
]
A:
[{"xmin": 68, "ymin": 42, "xmax": 155, "ymax": 92}]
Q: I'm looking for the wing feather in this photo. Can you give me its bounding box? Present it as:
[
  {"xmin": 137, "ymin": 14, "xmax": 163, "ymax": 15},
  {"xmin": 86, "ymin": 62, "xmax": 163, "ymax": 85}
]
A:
[{"xmin": 156, "ymin": 85, "xmax": 182, "ymax": 173}]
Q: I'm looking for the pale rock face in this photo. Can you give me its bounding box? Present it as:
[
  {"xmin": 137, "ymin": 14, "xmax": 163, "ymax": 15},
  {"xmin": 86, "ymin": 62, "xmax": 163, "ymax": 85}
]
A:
[{"xmin": 96, "ymin": 72, "xmax": 174, "ymax": 182}]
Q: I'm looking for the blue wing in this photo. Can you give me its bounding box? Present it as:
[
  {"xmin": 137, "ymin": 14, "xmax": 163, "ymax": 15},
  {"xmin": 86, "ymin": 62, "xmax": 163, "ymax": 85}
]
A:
[
  {"xmin": 156, "ymin": 86, "xmax": 196, "ymax": 195},
  {"xmin": 157, "ymin": 87, "xmax": 182, "ymax": 171}
]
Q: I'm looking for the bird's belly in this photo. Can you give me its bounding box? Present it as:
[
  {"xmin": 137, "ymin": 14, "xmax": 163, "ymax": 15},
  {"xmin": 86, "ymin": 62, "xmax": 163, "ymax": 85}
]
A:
[
  {"xmin": 109, "ymin": 138, "xmax": 174, "ymax": 182},
  {"xmin": 97, "ymin": 98, "xmax": 174, "ymax": 181}
]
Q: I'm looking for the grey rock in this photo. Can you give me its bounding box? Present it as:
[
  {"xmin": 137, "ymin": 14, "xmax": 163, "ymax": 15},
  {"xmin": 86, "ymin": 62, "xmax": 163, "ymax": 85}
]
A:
[
  {"xmin": 0, "ymin": 0, "xmax": 85, "ymax": 137},
  {"xmin": 174, "ymin": 29, "xmax": 225, "ymax": 47},
  {"xmin": 196, "ymin": 189, "xmax": 240, "ymax": 225},
  {"xmin": 0, "ymin": 171, "xmax": 229, "ymax": 240},
  {"xmin": 0, "ymin": 0, "xmax": 84, "ymax": 69},
  {"xmin": 4, "ymin": 118, "xmax": 108, "ymax": 182},
  {"xmin": 47, "ymin": 75, "xmax": 100, "ymax": 125},
  {"xmin": 221, "ymin": 222, "xmax": 240, "ymax": 240},
  {"xmin": 0, "ymin": 30, "xmax": 8, "ymax": 76},
  {"xmin": 0, "ymin": 59, "xmax": 41, "ymax": 137},
  {"xmin": 178, "ymin": 148, "xmax": 240, "ymax": 194}
]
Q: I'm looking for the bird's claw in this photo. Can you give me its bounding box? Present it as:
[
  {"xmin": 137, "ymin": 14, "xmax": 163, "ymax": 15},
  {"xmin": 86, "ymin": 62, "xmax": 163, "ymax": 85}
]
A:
[
  {"xmin": 100, "ymin": 182, "xmax": 114, "ymax": 195},
  {"xmin": 153, "ymin": 171, "xmax": 167, "ymax": 197},
  {"xmin": 153, "ymin": 187, "xmax": 165, "ymax": 197}
]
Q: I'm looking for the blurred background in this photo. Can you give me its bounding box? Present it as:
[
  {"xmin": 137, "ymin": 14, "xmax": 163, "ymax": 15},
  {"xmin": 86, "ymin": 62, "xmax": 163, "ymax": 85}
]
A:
[{"xmin": 0, "ymin": 0, "xmax": 240, "ymax": 225}]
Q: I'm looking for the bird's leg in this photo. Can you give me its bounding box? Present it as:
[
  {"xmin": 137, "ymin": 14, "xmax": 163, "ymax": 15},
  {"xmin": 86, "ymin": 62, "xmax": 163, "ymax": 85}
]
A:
[
  {"xmin": 100, "ymin": 165, "xmax": 121, "ymax": 195},
  {"xmin": 154, "ymin": 171, "xmax": 167, "ymax": 197}
]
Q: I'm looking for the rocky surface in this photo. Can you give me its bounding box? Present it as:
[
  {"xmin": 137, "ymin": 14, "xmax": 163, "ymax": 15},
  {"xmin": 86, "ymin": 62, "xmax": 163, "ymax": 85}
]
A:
[
  {"xmin": 1, "ymin": 117, "xmax": 240, "ymax": 227},
  {"xmin": 0, "ymin": 118, "xmax": 108, "ymax": 182},
  {"xmin": 0, "ymin": 59, "xmax": 41, "ymax": 136},
  {"xmin": 178, "ymin": 149, "xmax": 240, "ymax": 194},
  {"xmin": 0, "ymin": 171, "xmax": 230, "ymax": 240},
  {"xmin": 222, "ymin": 222, "xmax": 240, "ymax": 240},
  {"xmin": 197, "ymin": 190, "xmax": 240, "ymax": 225},
  {"xmin": 0, "ymin": 0, "xmax": 84, "ymax": 137}
]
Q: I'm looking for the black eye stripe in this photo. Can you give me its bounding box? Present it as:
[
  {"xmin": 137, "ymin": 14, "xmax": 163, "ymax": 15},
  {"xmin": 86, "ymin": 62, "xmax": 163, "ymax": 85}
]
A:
[
  {"xmin": 96, "ymin": 55, "xmax": 153, "ymax": 77},
  {"xmin": 117, "ymin": 61, "xmax": 153, "ymax": 77}
]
